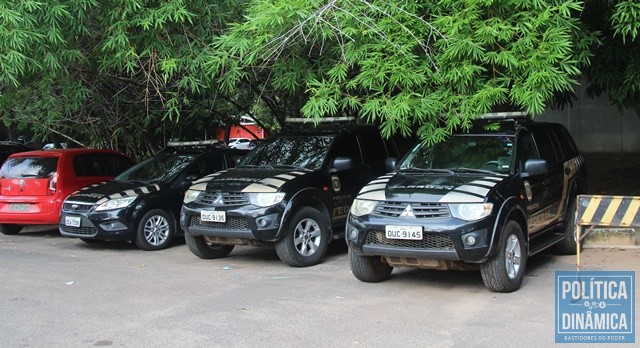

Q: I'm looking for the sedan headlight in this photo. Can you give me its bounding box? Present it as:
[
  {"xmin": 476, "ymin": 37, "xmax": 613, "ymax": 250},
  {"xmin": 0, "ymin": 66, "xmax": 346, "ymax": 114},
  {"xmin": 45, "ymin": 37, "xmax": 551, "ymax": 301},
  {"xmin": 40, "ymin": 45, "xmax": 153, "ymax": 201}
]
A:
[
  {"xmin": 95, "ymin": 197, "xmax": 136, "ymax": 211},
  {"xmin": 449, "ymin": 203, "xmax": 493, "ymax": 221},
  {"xmin": 350, "ymin": 199, "xmax": 378, "ymax": 217},
  {"xmin": 184, "ymin": 189, "xmax": 201, "ymax": 204},
  {"xmin": 249, "ymin": 192, "xmax": 285, "ymax": 207}
]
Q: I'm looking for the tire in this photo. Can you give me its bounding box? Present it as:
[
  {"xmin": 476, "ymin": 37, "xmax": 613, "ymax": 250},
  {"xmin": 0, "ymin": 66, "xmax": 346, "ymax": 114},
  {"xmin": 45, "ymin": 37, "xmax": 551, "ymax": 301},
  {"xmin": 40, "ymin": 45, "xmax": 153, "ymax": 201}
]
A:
[
  {"xmin": 481, "ymin": 220, "xmax": 527, "ymax": 292},
  {"xmin": 554, "ymin": 199, "xmax": 578, "ymax": 255},
  {"xmin": 134, "ymin": 209, "xmax": 174, "ymax": 251},
  {"xmin": 349, "ymin": 248, "xmax": 393, "ymax": 282},
  {"xmin": 0, "ymin": 224, "xmax": 22, "ymax": 235},
  {"xmin": 184, "ymin": 230, "xmax": 234, "ymax": 259},
  {"xmin": 275, "ymin": 207, "xmax": 329, "ymax": 267}
]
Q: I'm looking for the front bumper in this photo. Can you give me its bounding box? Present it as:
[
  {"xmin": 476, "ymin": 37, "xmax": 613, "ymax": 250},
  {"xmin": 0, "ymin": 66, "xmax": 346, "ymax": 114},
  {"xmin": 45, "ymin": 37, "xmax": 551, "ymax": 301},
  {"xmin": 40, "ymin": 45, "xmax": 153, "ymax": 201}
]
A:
[
  {"xmin": 345, "ymin": 214, "xmax": 494, "ymax": 263},
  {"xmin": 180, "ymin": 203, "xmax": 285, "ymax": 242},
  {"xmin": 59, "ymin": 208, "xmax": 133, "ymax": 241}
]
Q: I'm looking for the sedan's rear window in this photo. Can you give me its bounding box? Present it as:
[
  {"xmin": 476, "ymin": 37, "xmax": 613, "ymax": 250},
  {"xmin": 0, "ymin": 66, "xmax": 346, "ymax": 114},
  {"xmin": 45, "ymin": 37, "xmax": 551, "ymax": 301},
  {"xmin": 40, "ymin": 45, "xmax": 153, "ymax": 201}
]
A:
[{"xmin": 0, "ymin": 157, "xmax": 58, "ymax": 179}]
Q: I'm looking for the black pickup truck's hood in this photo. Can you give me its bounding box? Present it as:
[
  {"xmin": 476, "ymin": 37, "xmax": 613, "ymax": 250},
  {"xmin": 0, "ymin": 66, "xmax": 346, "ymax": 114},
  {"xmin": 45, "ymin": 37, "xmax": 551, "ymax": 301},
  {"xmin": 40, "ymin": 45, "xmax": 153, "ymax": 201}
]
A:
[
  {"xmin": 66, "ymin": 181, "xmax": 161, "ymax": 204},
  {"xmin": 189, "ymin": 167, "xmax": 315, "ymax": 193},
  {"xmin": 356, "ymin": 172, "xmax": 508, "ymax": 203}
]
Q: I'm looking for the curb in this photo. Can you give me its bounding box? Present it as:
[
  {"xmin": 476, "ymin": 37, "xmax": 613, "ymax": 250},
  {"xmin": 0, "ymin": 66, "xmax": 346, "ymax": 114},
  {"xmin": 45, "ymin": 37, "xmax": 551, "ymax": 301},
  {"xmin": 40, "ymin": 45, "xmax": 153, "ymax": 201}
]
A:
[{"xmin": 582, "ymin": 227, "xmax": 638, "ymax": 249}]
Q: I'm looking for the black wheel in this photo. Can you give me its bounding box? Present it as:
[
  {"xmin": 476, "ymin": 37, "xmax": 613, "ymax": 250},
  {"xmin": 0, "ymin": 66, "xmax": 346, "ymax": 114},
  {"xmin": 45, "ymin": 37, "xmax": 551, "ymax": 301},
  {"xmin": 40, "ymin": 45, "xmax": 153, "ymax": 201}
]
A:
[
  {"xmin": 0, "ymin": 224, "xmax": 22, "ymax": 235},
  {"xmin": 481, "ymin": 220, "xmax": 527, "ymax": 292},
  {"xmin": 349, "ymin": 248, "xmax": 393, "ymax": 282},
  {"xmin": 134, "ymin": 209, "xmax": 174, "ymax": 251},
  {"xmin": 185, "ymin": 230, "xmax": 234, "ymax": 259},
  {"xmin": 275, "ymin": 207, "xmax": 329, "ymax": 267},
  {"xmin": 554, "ymin": 199, "xmax": 578, "ymax": 255}
]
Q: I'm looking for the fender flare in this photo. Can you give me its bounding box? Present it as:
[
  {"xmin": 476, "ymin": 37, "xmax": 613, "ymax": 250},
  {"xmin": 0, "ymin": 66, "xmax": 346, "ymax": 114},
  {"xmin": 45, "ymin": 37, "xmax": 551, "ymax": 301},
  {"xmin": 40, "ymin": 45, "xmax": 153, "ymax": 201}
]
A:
[
  {"xmin": 275, "ymin": 188, "xmax": 332, "ymax": 240},
  {"xmin": 483, "ymin": 196, "xmax": 528, "ymax": 259}
]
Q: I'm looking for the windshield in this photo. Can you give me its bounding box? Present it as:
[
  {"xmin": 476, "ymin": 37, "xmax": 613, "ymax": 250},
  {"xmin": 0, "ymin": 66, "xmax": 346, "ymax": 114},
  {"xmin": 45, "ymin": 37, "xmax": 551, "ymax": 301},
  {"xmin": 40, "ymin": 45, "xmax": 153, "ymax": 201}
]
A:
[
  {"xmin": 399, "ymin": 134, "xmax": 514, "ymax": 174},
  {"xmin": 115, "ymin": 153, "xmax": 198, "ymax": 184},
  {"xmin": 239, "ymin": 135, "xmax": 333, "ymax": 170}
]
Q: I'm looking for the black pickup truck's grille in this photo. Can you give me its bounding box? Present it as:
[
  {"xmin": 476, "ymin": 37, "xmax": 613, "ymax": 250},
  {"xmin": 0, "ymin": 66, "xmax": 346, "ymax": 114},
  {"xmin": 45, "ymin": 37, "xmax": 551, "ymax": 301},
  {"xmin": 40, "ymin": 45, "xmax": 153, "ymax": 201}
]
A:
[
  {"xmin": 195, "ymin": 192, "xmax": 249, "ymax": 206},
  {"xmin": 190, "ymin": 216, "xmax": 250, "ymax": 230},
  {"xmin": 365, "ymin": 231, "xmax": 455, "ymax": 250},
  {"xmin": 374, "ymin": 202, "xmax": 450, "ymax": 219}
]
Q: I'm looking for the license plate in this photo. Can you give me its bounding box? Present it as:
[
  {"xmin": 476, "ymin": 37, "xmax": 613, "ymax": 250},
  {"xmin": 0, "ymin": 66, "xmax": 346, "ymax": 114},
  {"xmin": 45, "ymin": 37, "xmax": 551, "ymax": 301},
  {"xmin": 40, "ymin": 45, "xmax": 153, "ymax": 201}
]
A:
[
  {"xmin": 65, "ymin": 216, "xmax": 81, "ymax": 227},
  {"xmin": 9, "ymin": 203, "xmax": 29, "ymax": 212},
  {"xmin": 201, "ymin": 210, "xmax": 226, "ymax": 223},
  {"xmin": 385, "ymin": 225, "xmax": 423, "ymax": 240}
]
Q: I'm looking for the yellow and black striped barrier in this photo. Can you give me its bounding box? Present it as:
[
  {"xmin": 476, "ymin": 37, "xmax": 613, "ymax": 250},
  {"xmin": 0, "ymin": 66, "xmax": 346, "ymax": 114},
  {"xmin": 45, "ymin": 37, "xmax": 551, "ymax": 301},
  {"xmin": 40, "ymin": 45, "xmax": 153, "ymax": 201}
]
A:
[{"xmin": 576, "ymin": 195, "xmax": 640, "ymax": 269}]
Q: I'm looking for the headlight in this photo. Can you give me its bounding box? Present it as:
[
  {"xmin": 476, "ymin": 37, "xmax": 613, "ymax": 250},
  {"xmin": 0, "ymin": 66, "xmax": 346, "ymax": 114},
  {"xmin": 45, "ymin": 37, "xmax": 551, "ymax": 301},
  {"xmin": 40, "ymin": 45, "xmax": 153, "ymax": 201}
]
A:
[
  {"xmin": 95, "ymin": 197, "xmax": 136, "ymax": 211},
  {"xmin": 249, "ymin": 192, "xmax": 285, "ymax": 207},
  {"xmin": 350, "ymin": 199, "xmax": 377, "ymax": 217},
  {"xmin": 184, "ymin": 189, "xmax": 201, "ymax": 204},
  {"xmin": 449, "ymin": 203, "xmax": 493, "ymax": 221}
]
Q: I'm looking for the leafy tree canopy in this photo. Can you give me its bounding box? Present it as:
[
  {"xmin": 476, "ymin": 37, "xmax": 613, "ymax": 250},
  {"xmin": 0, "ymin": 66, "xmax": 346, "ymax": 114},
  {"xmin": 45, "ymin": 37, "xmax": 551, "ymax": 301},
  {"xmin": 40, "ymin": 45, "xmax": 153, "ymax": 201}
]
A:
[
  {"xmin": 209, "ymin": 0, "xmax": 596, "ymax": 143},
  {"xmin": 1, "ymin": 0, "xmax": 639, "ymax": 154}
]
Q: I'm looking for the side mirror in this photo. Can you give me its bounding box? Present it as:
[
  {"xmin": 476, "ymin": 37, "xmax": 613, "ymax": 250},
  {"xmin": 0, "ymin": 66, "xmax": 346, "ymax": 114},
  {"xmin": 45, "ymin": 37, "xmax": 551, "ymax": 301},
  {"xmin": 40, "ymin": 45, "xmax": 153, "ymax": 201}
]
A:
[
  {"xmin": 385, "ymin": 157, "xmax": 398, "ymax": 172},
  {"xmin": 332, "ymin": 156, "xmax": 353, "ymax": 172},
  {"xmin": 522, "ymin": 159, "xmax": 548, "ymax": 177}
]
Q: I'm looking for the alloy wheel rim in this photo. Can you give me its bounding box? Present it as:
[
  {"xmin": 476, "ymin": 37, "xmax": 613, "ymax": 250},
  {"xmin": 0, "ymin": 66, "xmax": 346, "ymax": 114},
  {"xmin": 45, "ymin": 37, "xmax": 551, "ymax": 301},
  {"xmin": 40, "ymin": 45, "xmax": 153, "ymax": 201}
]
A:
[
  {"xmin": 144, "ymin": 215, "xmax": 169, "ymax": 246},
  {"xmin": 504, "ymin": 234, "xmax": 521, "ymax": 279},
  {"xmin": 293, "ymin": 218, "xmax": 321, "ymax": 256}
]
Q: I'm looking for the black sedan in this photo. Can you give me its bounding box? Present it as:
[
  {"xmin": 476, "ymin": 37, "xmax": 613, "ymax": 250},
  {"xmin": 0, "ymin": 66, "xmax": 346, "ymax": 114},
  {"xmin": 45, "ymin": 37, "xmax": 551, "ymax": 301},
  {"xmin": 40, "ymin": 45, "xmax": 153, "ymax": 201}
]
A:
[{"xmin": 59, "ymin": 142, "xmax": 246, "ymax": 250}]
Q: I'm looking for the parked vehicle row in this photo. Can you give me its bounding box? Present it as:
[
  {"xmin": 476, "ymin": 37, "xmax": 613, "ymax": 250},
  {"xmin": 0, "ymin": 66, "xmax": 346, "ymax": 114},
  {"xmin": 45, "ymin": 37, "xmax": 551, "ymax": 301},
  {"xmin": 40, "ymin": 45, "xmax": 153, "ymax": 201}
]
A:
[{"xmin": 0, "ymin": 117, "xmax": 585, "ymax": 292}]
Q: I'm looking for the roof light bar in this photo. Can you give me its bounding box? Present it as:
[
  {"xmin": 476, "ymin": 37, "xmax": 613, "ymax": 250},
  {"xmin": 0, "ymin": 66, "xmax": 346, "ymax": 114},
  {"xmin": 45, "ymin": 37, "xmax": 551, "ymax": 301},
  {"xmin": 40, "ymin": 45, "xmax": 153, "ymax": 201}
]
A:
[
  {"xmin": 285, "ymin": 116, "xmax": 355, "ymax": 124},
  {"xmin": 166, "ymin": 140, "xmax": 222, "ymax": 147},
  {"xmin": 475, "ymin": 111, "xmax": 529, "ymax": 120}
]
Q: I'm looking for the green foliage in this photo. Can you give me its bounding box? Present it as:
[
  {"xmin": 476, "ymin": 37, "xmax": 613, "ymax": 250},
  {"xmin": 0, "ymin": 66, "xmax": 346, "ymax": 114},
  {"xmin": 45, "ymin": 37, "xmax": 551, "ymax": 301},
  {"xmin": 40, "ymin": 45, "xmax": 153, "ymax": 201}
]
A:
[
  {"xmin": 1, "ymin": 0, "xmax": 640, "ymax": 151},
  {"xmin": 207, "ymin": 0, "xmax": 593, "ymax": 143},
  {"xmin": 611, "ymin": 0, "xmax": 640, "ymax": 42},
  {"xmin": 584, "ymin": 0, "xmax": 640, "ymax": 113},
  {"xmin": 0, "ymin": 0, "xmax": 275, "ymax": 158}
]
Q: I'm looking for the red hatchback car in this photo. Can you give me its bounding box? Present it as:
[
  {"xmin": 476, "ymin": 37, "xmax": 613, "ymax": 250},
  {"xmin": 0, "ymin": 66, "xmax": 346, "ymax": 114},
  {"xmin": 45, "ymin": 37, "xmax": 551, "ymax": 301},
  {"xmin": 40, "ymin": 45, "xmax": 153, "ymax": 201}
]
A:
[{"xmin": 0, "ymin": 148, "xmax": 134, "ymax": 235}]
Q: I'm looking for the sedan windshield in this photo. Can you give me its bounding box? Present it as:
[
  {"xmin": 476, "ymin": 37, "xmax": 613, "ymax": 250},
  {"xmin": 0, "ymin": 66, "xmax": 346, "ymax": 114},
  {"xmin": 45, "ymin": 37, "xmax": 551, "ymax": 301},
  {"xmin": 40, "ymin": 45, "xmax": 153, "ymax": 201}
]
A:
[
  {"xmin": 239, "ymin": 136, "xmax": 333, "ymax": 170},
  {"xmin": 399, "ymin": 134, "xmax": 514, "ymax": 174},
  {"xmin": 115, "ymin": 154, "xmax": 197, "ymax": 184}
]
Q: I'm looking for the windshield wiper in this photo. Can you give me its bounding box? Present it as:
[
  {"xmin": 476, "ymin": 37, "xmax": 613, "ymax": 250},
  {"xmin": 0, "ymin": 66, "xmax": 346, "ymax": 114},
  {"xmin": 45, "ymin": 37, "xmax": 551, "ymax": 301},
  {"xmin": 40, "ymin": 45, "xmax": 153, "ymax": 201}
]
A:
[
  {"xmin": 453, "ymin": 167, "xmax": 498, "ymax": 175},
  {"xmin": 399, "ymin": 167, "xmax": 455, "ymax": 174}
]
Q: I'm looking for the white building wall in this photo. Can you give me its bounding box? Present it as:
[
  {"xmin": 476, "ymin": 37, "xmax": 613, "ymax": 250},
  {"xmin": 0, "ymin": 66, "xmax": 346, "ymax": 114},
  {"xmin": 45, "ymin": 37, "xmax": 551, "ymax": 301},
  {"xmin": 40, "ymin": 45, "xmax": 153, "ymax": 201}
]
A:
[{"xmin": 536, "ymin": 82, "xmax": 640, "ymax": 153}]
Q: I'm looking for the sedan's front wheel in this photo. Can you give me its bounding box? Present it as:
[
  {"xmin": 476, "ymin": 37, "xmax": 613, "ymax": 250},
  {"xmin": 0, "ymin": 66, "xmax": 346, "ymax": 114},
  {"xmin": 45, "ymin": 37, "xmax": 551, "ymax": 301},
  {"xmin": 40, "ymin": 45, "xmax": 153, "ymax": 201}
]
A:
[{"xmin": 135, "ymin": 209, "xmax": 174, "ymax": 251}]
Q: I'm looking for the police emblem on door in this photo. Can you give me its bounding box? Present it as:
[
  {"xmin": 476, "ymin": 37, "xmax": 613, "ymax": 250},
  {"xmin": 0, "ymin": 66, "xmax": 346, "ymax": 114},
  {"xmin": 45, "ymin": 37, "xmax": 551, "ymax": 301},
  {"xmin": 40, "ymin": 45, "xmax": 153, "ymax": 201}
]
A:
[
  {"xmin": 524, "ymin": 181, "xmax": 533, "ymax": 201},
  {"xmin": 331, "ymin": 175, "xmax": 341, "ymax": 193}
]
